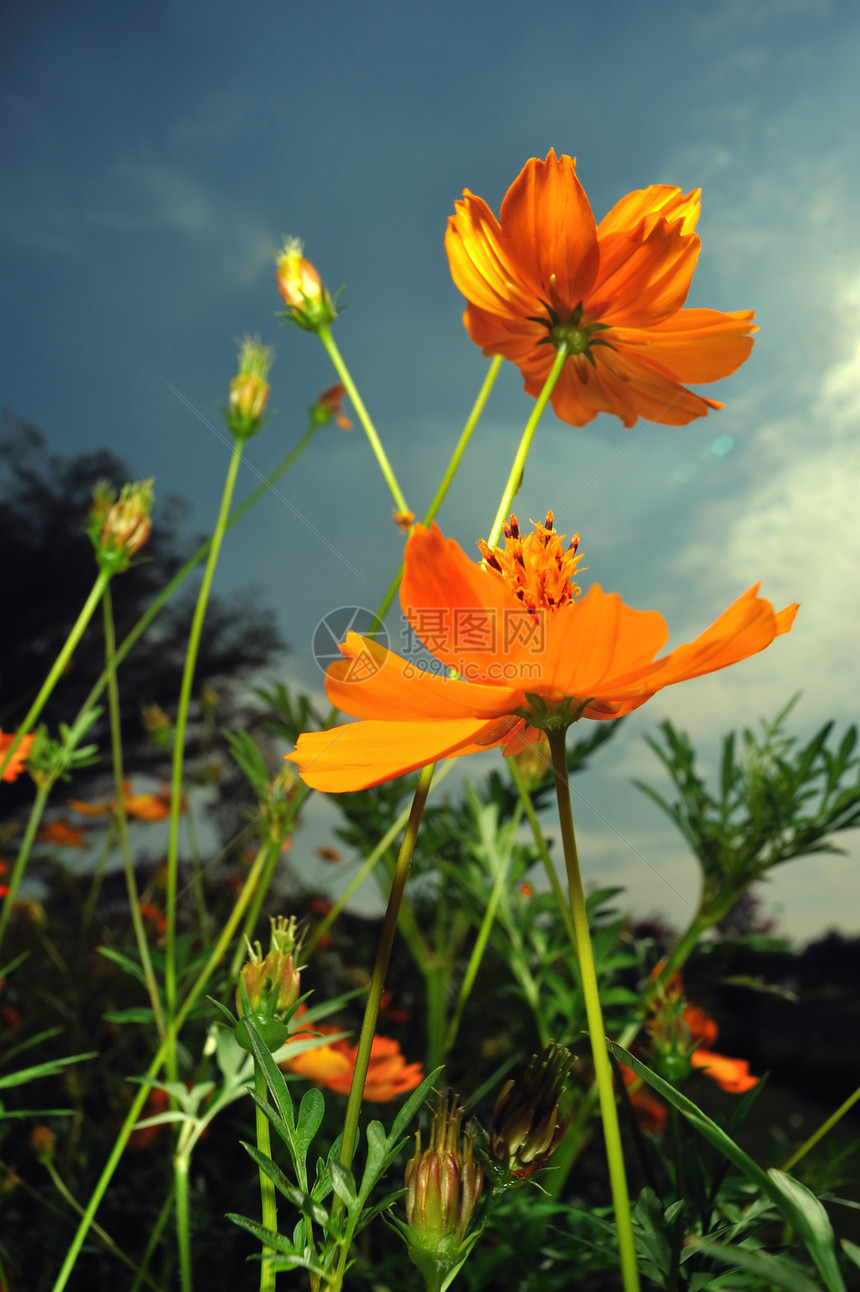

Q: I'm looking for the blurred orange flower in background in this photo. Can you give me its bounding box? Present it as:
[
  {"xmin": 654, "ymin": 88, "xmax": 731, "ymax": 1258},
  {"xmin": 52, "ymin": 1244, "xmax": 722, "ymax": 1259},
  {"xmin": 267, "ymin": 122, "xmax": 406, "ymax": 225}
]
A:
[
  {"xmin": 1, "ymin": 730, "xmax": 34, "ymax": 783},
  {"xmin": 37, "ymin": 820, "xmax": 87, "ymax": 849},
  {"xmin": 446, "ymin": 150, "xmax": 756, "ymax": 428},
  {"xmin": 284, "ymin": 1022, "xmax": 423, "ymax": 1102},
  {"xmin": 289, "ymin": 515, "xmax": 797, "ymax": 792},
  {"xmin": 69, "ymin": 780, "xmax": 179, "ymax": 822},
  {"xmin": 684, "ymin": 1002, "xmax": 758, "ymax": 1094}
]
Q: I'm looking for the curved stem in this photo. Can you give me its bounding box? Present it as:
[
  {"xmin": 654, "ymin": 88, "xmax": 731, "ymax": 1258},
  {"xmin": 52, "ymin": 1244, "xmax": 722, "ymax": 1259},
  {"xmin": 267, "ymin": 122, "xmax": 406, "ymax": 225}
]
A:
[
  {"xmin": 254, "ymin": 1063, "xmax": 278, "ymax": 1292},
  {"xmin": 0, "ymin": 569, "xmax": 110, "ymax": 779},
  {"xmin": 103, "ymin": 586, "xmax": 165, "ymax": 1037},
  {"xmin": 0, "ymin": 782, "xmax": 50, "ymax": 954},
  {"xmin": 547, "ymin": 727, "xmax": 640, "ymax": 1292},
  {"xmin": 781, "ymin": 1082, "xmax": 860, "ymax": 1174},
  {"xmin": 70, "ymin": 421, "xmax": 322, "ymax": 734},
  {"xmin": 334, "ymin": 763, "xmax": 435, "ymax": 1215},
  {"xmin": 51, "ymin": 839, "xmax": 276, "ymax": 1292},
  {"xmin": 442, "ymin": 801, "xmax": 522, "ymax": 1056},
  {"xmin": 165, "ymin": 435, "xmax": 246, "ymax": 1079},
  {"xmin": 317, "ymin": 324, "xmax": 409, "ymax": 515},
  {"xmin": 486, "ymin": 342, "xmax": 569, "ymax": 547}
]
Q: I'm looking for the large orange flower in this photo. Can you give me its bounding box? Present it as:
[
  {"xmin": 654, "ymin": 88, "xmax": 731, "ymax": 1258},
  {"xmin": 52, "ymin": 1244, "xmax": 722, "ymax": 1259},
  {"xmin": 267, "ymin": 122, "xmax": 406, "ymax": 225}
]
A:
[
  {"xmin": 288, "ymin": 514, "xmax": 797, "ymax": 793},
  {"xmin": 445, "ymin": 150, "xmax": 756, "ymax": 428}
]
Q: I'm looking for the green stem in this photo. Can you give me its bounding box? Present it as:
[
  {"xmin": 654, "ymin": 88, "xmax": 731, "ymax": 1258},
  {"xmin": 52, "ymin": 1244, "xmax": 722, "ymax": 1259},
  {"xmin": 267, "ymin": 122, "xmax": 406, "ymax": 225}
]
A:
[
  {"xmin": 0, "ymin": 782, "xmax": 50, "ymax": 954},
  {"xmin": 130, "ymin": 1184, "xmax": 175, "ymax": 1292},
  {"xmin": 51, "ymin": 839, "xmax": 276, "ymax": 1292},
  {"xmin": 174, "ymin": 1152, "xmax": 193, "ymax": 1292},
  {"xmin": 486, "ymin": 343, "xmax": 569, "ymax": 547},
  {"xmin": 0, "ymin": 569, "xmax": 111, "ymax": 780},
  {"xmin": 332, "ymin": 763, "xmax": 435, "ymax": 1238},
  {"xmin": 508, "ymin": 755, "xmax": 579, "ymax": 953},
  {"xmin": 70, "ymin": 422, "xmax": 321, "ymax": 735},
  {"xmin": 424, "ymin": 962, "xmax": 451, "ymax": 1077},
  {"xmin": 103, "ymin": 586, "xmax": 165, "ymax": 1038},
  {"xmin": 254, "ymin": 1064, "xmax": 278, "ymax": 1292},
  {"xmin": 165, "ymin": 434, "xmax": 246, "ymax": 1080},
  {"xmin": 43, "ymin": 1160, "xmax": 162, "ymax": 1291},
  {"xmin": 547, "ymin": 727, "xmax": 640, "ymax": 1292},
  {"xmin": 442, "ymin": 802, "xmax": 522, "ymax": 1056},
  {"xmin": 317, "ymin": 323, "xmax": 409, "ymax": 515},
  {"xmin": 780, "ymin": 1082, "xmax": 860, "ymax": 1174},
  {"xmin": 304, "ymin": 763, "xmax": 453, "ymax": 956}
]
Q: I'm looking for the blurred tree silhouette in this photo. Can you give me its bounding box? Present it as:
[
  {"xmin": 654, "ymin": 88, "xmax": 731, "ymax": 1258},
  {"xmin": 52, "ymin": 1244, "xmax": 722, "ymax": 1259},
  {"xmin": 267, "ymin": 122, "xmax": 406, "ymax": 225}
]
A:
[{"xmin": 0, "ymin": 412, "xmax": 286, "ymax": 819}]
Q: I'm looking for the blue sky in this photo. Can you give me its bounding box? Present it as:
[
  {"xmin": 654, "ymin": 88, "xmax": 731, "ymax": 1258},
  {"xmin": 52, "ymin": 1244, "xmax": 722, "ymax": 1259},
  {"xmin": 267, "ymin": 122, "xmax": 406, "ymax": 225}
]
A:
[{"xmin": 3, "ymin": 0, "xmax": 859, "ymax": 938}]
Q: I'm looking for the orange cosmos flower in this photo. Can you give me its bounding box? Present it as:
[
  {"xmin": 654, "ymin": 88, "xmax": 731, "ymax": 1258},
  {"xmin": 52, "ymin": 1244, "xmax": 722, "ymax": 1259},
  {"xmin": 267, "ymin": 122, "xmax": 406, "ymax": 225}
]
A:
[
  {"xmin": 285, "ymin": 1025, "xmax": 423, "ymax": 1101},
  {"xmin": 288, "ymin": 514, "xmax": 797, "ymax": 792},
  {"xmin": 445, "ymin": 150, "xmax": 756, "ymax": 428},
  {"xmin": 1, "ymin": 730, "xmax": 35, "ymax": 783},
  {"xmin": 689, "ymin": 1048, "xmax": 758, "ymax": 1094},
  {"xmin": 68, "ymin": 780, "xmax": 178, "ymax": 822},
  {"xmin": 37, "ymin": 820, "xmax": 87, "ymax": 849}
]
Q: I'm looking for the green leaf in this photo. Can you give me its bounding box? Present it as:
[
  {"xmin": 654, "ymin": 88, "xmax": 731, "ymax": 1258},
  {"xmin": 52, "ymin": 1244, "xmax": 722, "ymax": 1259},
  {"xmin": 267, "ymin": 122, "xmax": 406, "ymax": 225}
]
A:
[
  {"xmin": 0, "ymin": 1051, "xmax": 98, "ymax": 1090},
  {"xmin": 97, "ymin": 946, "xmax": 147, "ymax": 986},
  {"xmin": 242, "ymin": 1016, "xmax": 296, "ymax": 1136},
  {"xmin": 103, "ymin": 1007, "xmax": 157, "ymax": 1024},
  {"xmin": 689, "ymin": 1238, "xmax": 825, "ymax": 1292},
  {"xmin": 841, "ymin": 1238, "xmax": 860, "ymax": 1271},
  {"xmin": 295, "ymin": 1087, "xmax": 325, "ymax": 1160},
  {"xmin": 388, "ymin": 1066, "xmax": 444, "ymax": 1146},
  {"xmin": 358, "ymin": 1120, "xmax": 389, "ymax": 1204},
  {"xmin": 328, "ymin": 1159, "xmax": 358, "ymax": 1213},
  {"xmin": 767, "ymin": 1169, "xmax": 846, "ymax": 1292},
  {"xmin": 607, "ymin": 1043, "xmax": 846, "ymax": 1292},
  {"xmin": 631, "ymin": 1187, "xmax": 671, "ymax": 1277}
]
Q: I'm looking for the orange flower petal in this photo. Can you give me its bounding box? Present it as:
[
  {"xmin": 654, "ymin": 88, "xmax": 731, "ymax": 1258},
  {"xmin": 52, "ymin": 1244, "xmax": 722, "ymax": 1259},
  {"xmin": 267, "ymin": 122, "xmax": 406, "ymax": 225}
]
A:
[
  {"xmin": 1, "ymin": 731, "xmax": 35, "ymax": 783},
  {"xmin": 589, "ymin": 212, "xmax": 701, "ymax": 327},
  {"xmin": 612, "ymin": 308, "xmax": 757, "ymax": 385},
  {"xmin": 288, "ymin": 715, "xmax": 510, "ymax": 792},
  {"xmin": 497, "ymin": 150, "xmax": 600, "ymax": 313},
  {"xmin": 690, "ymin": 1049, "xmax": 759, "ymax": 1094},
  {"xmin": 446, "ymin": 192, "xmax": 538, "ymax": 317}
]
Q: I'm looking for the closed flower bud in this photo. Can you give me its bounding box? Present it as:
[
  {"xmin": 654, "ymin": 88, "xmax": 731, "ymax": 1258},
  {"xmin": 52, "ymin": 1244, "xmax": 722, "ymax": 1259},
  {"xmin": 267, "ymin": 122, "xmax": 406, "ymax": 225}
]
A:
[
  {"xmin": 87, "ymin": 479, "xmax": 154, "ymax": 574},
  {"xmin": 30, "ymin": 1125, "xmax": 57, "ymax": 1165},
  {"xmin": 227, "ymin": 336, "xmax": 272, "ymax": 438},
  {"xmin": 276, "ymin": 238, "xmax": 336, "ymax": 332},
  {"xmin": 394, "ymin": 1091, "xmax": 484, "ymax": 1286},
  {"xmin": 490, "ymin": 1042, "xmax": 572, "ymax": 1181}
]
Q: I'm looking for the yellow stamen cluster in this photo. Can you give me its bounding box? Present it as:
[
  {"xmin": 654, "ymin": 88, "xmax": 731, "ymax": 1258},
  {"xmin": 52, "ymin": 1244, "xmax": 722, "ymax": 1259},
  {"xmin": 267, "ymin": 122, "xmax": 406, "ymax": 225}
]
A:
[{"xmin": 478, "ymin": 512, "xmax": 583, "ymax": 615}]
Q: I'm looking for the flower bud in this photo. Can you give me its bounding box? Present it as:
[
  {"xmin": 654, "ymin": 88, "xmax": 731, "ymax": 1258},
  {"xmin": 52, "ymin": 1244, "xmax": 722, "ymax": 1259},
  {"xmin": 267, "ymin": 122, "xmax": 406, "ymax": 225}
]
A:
[
  {"xmin": 235, "ymin": 915, "xmax": 302, "ymax": 1053},
  {"xmin": 394, "ymin": 1091, "xmax": 484, "ymax": 1284},
  {"xmin": 276, "ymin": 238, "xmax": 336, "ymax": 332},
  {"xmin": 490, "ymin": 1041, "xmax": 572, "ymax": 1182},
  {"xmin": 30, "ymin": 1125, "xmax": 57, "ymax": 1165},
  {"xmin": 87, "ymin": 479, "xmax": 154, "ymax": 574},
  {"xmin": 310, "ymin": 383, "xmax": 352, "ymax": 429},
  {"xmin": 227, "ymin": 336, "xmax": 272, "ymax": 438}
]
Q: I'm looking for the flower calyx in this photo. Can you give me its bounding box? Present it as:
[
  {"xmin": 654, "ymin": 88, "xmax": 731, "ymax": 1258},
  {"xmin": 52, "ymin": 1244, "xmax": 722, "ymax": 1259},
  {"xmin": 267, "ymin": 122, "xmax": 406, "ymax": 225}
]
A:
[
  {"xmin": 234, "ymin": 914, "xmax": 303, "ymax": 1053},
  {"xmin": 227, "ymin": 336, "xmax": 273, "ymax": 438},
  {"xmin": 87, "ymin": 479, "xmax": 154, "ymax": 574},
  {"xmin": 530, "ymin": 302, "xmax": 614, "ymax": 368}
]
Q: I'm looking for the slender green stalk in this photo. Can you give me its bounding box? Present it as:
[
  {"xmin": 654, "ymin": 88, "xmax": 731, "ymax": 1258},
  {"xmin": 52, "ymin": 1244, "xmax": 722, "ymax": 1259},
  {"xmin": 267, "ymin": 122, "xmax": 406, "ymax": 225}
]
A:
[
  {"xmin": 103, "ymin": 587, "xmax": 165, "ymax": 1037},
  {"xmin": 51, "ymin": 840, "xmax": 276, "ymax": 1292},
  {"xmin": 331, "ymin": 762, "xmax": 435, "ymax": 1271},
  {"xmin": 508, "ymin": 755, "xmax": 579, "ymax": 952},
  {"xmin": 317, "ymin": 323, "xmax": 409, "ymax": 515},
  {"xmin": 164, "ymin": 435, "xmax": 246, "ymax": 1079},
  {"xmin": 423, "ymin": 354, "xmax": 503, "ymax": 524},
  {"xmin": 442, "ymin": 802, "xmax": 523, "ymax": 1056},
  {"xmin": 71, "ymin": 421, "xmax": 322, "ymax": 733},
  {"xmin": 39, "ymin": 1160, "xmax": 162, "ymax": 1291},
  {"xmin": 547, "ymin": 727, "xmax": 640, "ymax": 1292},
  {"xmin": 363, "ymin": 355, "xmax": 503, "ymax": 637},
  {"xmin": 174, "ymin": 1153, "xmax": 193, "ymax": 1292},
  {"xmin": 305, "ymin": 763, "xmax": 453, "ymax": 956},
  {"xmin": 0, "ymin": 782, "xmax": 50, "ymax": 953},
  {"xmin": 254, "ymin": 1064, "xmax": 278, "ymax": 1292},
  {"xmin": 781, "ymin": 1082, "xmax": 860, "ymax": 1173},
  {"xmin": 486, "ymin": 342, "xmax": 569, "ymax": 547},
  {"xmin": 130, "ymin": 1184, "xmax": 175, "ymax": 1292},
  {"xmin": 0, "ymin": 569, "xmax": 111, "ymax": 780}
]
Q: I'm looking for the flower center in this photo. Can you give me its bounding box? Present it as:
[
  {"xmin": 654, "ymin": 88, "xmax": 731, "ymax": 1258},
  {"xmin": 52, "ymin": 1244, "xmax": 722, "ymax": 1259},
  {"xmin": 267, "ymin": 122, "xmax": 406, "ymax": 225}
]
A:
[
  {"xmin": 478, "ymin": 512, "xmax": 584, "ymax": 616},
  {"xmin": 531, "ymin": 302, "xmax": 613, "ymax": 367}
]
